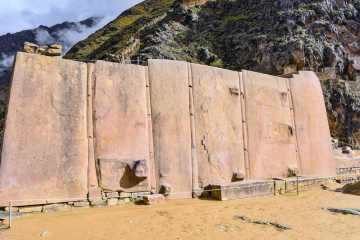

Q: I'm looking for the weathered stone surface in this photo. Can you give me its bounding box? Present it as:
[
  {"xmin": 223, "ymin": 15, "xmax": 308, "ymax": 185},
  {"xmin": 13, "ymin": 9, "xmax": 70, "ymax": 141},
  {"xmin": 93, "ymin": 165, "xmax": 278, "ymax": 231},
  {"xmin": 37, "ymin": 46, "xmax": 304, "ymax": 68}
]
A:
[
  {"xmin": 242, "ymin": 70, "xmax": 298, "ymax": 179},
  {"xmin": 50, "ymin": 44, "xmax": 62, "ymax": 50},
  {"xmin": 87, "ymin": 63, "xmax": 98, "ymax": 189},
  {"xmin": 19, "ymin": 206, "xmax": 43, "ymax": 213},
  {"xmin": 90, "ymin": 200, "xmax": 104, "ymax": 206},
  {"xmin": 42, "ymin": 204, "xmax": 71, "ymax": 213},
  {"xmin": 274, "ymin": 177, "xmax": 329, "ymax": 192},
  {"xmin": 106, "ymin": 192, "xmax": 119, "ymax": 198},
  {"xmin": 143, "ymin": 194, "xmax": 165, "ymax": 205},
  {"xmin": 71, "ymin": 206, "xmax": 89, "ymax": 210},
  {"xmin": 191, "ymin": 63, "xmax": 245, "ymax": 186},
  {"xmin": 289, "ymin": 71, "xmax": 336, "ymax": 176},
  {"xmin": 22, "ymin": 42, "xmax": 39, "ymax": 54},
  {"xmin": 44, "ymin": 48, "xmax": 61, "ymax": 56},
  {"xmin": 4, "ymin": 207, "xmax": 19, "ymax": 212},
  {"xmin": 147, "ymin": 59, "xmax": 192, "ymax": 199},
  {"xmin": 0, "ymin": 52, "xmax": 88, "ymax": 207},
  {"xmin": 73, "ymin": 202, "xmax": 89, "ymax": 207},
  {"xmin": 88, "ymin": 188, "xmax": 102, "ymax": 201},
  {"xmin": 98, "ymin": 158, "xmax": 150, "ymax": 192},
  {"xmin": 94, "ymin": 61, "xmax": 150, "ymax": 192},
  {"xmin": 211, "ymin": 180, "xmax": 275, "ymax": 201},
  {"xmin": 334, "ymin": 158, "xmax": 360, "ymax": 169},
  {"xmin": 107, "ymin": 198, "xmax": 118, "ymax": 206},
  {"xmin": 94, "ymin": 204, "xmax": 107, "ymax": 208},
  {"xmin": 119, "ymin": 192, "xmax": 131, "ymax": 198}
]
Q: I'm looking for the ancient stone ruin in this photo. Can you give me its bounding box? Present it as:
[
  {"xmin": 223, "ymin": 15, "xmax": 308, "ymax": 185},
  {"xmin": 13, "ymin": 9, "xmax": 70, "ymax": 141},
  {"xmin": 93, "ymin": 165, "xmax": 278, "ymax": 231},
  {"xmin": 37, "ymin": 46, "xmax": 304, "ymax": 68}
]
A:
[{"xmin": 0, "ymin": 52, "xmax": 336, "ymax": 207}]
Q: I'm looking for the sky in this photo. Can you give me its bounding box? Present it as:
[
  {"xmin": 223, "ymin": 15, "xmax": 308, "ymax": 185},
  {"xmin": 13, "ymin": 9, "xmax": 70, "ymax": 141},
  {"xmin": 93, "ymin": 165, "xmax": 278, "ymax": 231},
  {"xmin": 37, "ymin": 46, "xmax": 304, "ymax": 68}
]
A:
[{"xmin": 0, "ymin": 0, "xmax": 143, "ymax": 35}]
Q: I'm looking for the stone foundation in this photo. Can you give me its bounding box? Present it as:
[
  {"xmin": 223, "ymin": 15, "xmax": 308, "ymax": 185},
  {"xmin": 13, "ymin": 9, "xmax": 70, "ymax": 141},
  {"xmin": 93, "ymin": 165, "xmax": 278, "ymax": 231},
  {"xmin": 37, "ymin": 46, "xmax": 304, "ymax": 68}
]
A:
[{"xmin": 337, "ymin": 167, "xmax": 360, "ymax": 175}]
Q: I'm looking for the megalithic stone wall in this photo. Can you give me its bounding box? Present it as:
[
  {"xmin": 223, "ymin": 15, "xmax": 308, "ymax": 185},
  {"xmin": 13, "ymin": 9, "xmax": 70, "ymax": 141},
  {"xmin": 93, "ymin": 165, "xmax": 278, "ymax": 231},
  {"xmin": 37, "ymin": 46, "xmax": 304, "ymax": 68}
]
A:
[
  {"xmin": 191, "ymin": 64, "xmax": 245, "ymax": 185},
  {"xmin": 93, "ymin": 61, "xmax": 151, "ymax": 193},
  {"xmin": 242, "ymin": 71, "xmax": 298, "ymax": 179},
  {"xmin": 147, "ymin": 60, "xmax": 193, "ymax": 199},
  {"xmin": 0, "ymin": 54, "xmax": 336, "ymax": 206},
  {"xmin": 289, "ymin": 72, "xmax": 336, "ymax": 176},
  {"xmin": 0, "ymin": 52, "xmax": 88, "ymax": 206}
]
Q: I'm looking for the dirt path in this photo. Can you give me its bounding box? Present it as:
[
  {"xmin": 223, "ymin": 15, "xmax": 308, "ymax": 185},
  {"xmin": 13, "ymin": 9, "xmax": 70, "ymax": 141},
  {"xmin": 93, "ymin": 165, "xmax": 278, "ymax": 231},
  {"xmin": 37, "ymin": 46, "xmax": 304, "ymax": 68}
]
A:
[{"xmin": 1, "ymin": 182, "xmax": 359, "ymax": 240}]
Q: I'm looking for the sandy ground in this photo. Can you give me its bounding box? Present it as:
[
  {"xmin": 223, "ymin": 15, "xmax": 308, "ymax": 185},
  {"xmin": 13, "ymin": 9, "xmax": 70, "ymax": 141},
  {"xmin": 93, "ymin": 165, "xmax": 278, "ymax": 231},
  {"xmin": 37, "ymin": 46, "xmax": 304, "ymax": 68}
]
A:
[{"xmin": 0, "ymin": 182, "xmax": 360, "ymax": 240}]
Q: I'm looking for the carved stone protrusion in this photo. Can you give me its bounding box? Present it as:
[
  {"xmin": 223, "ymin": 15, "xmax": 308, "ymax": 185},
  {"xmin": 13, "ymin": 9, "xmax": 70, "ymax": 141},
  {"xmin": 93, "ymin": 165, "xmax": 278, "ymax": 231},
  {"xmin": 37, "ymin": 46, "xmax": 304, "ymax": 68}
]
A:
[
  {"xmin": 98, "ymin": 157, "xmax": 149, "ymax": 192},
  {"xmin": 288, "ymin": 166, "xmax": 300, "ymax": 177},
  {"xmin": 160, "ymin": 184, "xmax": 171, "ymax": 195},
  {"xmin": 232, "ymin": 171, "xmax": 245, "ymax": 182},
  {"xmin": 230, "ymin": 87, "xmax": 240, "ymax": 95},
  {"xmin": 135, "ymin": 159, "xmax": 148, "ymax": 178}
]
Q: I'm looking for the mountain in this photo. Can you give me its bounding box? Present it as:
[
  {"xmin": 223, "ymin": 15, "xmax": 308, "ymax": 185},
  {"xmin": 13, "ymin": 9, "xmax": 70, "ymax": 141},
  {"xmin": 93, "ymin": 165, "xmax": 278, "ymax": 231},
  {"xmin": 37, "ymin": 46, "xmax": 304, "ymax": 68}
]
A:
[{"xmin": 0, "ymin": 17, "xmax": 102, "ymax": 85}]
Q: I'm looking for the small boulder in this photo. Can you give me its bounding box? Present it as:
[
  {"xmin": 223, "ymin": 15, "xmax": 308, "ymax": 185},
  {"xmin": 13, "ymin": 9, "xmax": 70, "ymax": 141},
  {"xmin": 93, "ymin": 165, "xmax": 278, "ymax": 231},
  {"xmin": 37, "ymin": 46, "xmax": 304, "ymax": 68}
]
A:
[
  {"xmin": 22, "ymin": 42, "xmax": 39, "ymax": 54},
  {"xmin": 50, "ymin": 44, "xmax": 62, "ymax": 50},
  {"xmin": 143, "ymin": 194, "xmax": 165, "ymax": 205},
  {"xmin": 44, "ymin": 48, "xmax": 61, "ymax": 56}
]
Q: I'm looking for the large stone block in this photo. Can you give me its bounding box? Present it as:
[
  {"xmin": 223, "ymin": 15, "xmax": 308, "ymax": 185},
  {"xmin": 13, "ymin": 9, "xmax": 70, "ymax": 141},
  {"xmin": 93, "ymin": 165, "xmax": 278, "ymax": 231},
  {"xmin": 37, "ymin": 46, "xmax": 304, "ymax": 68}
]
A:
[
  {"xmin": 191, "ymin": 63, "xmax": 245, "ymax": 186},
  {"xmin": 0, "ymin": 52, "xmax": 88, "ymax": 207},
  {"xmin": 93, "ymin": 61, "xmax": 150, "ymax": 192},
  {"xmin": 242, "ymin": 70, "xmax": 298, "ymax": 179},
  {"xmin": 147, "ymin": 59, "xmax": 192, "ymax": 199},
  {"xmin": 19, "ymin": 206, "xmax": 43, "ymax": 213},
  {"xmin": 88, "ymin": 188, "xmax": 102, "ymax": 201},
  {"xmin": 211, "ymin": 180, "xmax": 275, "ymax": 201},
  {"xmin": 289, "ymin": 71, "xmax": 336, "ymax": 176},
  {"xmin": 42, "ymin": 204, "xmax": 71, "ymax": 213}
]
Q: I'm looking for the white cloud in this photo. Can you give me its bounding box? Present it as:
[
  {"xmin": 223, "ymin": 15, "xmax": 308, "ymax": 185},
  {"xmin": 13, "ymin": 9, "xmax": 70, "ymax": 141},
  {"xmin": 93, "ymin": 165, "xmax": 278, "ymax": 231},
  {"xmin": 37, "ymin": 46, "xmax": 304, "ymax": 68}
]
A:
[
  {"xmin": 34, "ymin": 17, "xmax": 110, "ymax": 55},
  {"xmin": 0, "ymin": 0, "xmax": 143, "ymax": 77},
  {"xmin": 0, "ymin": 54, "xmax": 14, "ymax": 77},
  {"xmin": 0, "ymin": 0, "xmax": 143, "ymax": 35}
]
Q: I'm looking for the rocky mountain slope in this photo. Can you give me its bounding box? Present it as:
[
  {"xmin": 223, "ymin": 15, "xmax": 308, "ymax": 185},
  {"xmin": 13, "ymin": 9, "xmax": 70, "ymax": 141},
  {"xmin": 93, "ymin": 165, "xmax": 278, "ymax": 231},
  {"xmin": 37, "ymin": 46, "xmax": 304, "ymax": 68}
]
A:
[
  {"xmin": 65, "ymin": 0, "xmax": 359, "ymax": 75},
  {"xmin": 0, "ymin": 17, "xmax": 101, "ymax": 85}
]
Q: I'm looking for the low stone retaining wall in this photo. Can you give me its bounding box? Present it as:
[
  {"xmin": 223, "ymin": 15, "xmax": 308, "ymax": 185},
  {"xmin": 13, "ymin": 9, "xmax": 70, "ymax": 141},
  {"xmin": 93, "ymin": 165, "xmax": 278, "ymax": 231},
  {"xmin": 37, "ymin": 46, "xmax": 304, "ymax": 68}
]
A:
[
  {"xmin": 337, "ymin": 167, "xmax": 360, "ymax": 175},
  {"xmin": 0, "ymin": 191, "xmax": 150, "ymax": 215},
  {"xmin": 274, "ymin": 177, "xmax": 330, "ymax": 192}
]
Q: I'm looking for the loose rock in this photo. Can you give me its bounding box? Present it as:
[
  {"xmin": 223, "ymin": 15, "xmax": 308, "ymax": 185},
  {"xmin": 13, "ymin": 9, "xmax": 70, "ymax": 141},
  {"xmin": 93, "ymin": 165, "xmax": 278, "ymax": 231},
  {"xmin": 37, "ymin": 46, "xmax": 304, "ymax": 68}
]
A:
[{"xmin": 321, "ymin": 207, "xmax": 360, "ymax": 215}]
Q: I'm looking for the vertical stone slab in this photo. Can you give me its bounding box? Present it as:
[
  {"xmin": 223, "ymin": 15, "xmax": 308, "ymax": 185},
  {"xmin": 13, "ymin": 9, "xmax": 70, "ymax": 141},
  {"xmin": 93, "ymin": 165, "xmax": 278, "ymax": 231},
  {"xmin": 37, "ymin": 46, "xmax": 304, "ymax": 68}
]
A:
[
  {"xmin": 239, "ymin": 72, "xmax": 250, "ymax": 180},
  {"xmin": 242, "ymin": 70, "xmax": 298, "ymax": 180},
  {"xmin": 0, "ymin": 52, "xmax": 88, "ymax": 206},
  {"xmin": 147, "ymin": 59, "xmax": 192, "ymax": 199},
  {"xmin": 145, "ymin": 66, "xmax": 157, "ymax": 194},
  {"xmin": 191, "ymin": 63, "xmax": 245, "ymax": 186},
  {"xmin": 87, "ymin": 63, "xmax": 98, "ymax": 189},
  {"xmin": 188, "ymin": 63, "xmax": 200, "ymax": 195},
  {"xmin": 289, "ymin": 71, "xmax": 336, "ymax": 176},
  {"xmin": 93, "ymin": 61, "xmax": 150, "ymax": 192}
]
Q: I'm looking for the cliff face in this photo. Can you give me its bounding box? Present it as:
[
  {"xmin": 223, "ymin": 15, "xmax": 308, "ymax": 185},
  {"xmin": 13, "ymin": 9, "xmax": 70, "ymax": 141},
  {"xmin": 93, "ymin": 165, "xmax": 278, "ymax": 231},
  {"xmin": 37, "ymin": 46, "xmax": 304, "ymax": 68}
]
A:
[{"xmin": 322, "ymin": 79, "xmax": 360, "ymax": 148}]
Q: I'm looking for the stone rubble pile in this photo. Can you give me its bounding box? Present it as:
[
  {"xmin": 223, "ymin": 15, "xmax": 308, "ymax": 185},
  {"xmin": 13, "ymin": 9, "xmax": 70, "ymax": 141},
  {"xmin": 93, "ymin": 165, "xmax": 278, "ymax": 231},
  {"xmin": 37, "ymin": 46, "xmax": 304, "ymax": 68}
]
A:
[
  {"xmin": 22, "ymin": 42, "xmax": 62, "ymax": 56},
  {"xmin": 334, "ymin": 180, "xmax": 360, "ymax": 195},
  {"xmin": 321, "ymin": 207, "xmax": 360, "ymax": 216}
]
